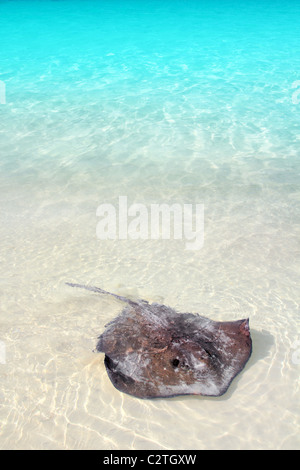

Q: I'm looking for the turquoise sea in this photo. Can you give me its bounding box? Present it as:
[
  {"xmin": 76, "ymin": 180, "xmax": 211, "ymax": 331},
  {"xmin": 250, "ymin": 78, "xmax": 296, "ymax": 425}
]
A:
[{"xmin": 0, "ymin": 0, "xmax": 299, "ymax": 449}]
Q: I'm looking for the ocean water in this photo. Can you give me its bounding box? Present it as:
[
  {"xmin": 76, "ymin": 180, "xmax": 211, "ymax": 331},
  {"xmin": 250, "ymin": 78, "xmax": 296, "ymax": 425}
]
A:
[{"xmin": 0, "ymin": 0, "xmax": 299, "ymax": 450}]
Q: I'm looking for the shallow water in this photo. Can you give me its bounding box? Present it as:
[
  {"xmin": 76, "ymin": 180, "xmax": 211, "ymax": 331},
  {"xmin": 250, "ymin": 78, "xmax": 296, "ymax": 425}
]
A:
[{"xmin": 0, "ymin": 0, "xmax": 299, "ymax": 450}]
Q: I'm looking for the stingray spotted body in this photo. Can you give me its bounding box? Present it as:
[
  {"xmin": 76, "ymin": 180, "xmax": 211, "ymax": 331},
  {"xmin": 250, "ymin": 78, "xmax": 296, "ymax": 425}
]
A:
[{"xmin": 67, "ymin": 283, "xmax": 252, "ymax": 398}]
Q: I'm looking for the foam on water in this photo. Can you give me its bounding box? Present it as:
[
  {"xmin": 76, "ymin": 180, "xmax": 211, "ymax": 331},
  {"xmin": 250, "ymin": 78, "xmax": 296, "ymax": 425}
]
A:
[{"xmin": 0, "ymin": 0, "xmax": 299, "ymax": 449}]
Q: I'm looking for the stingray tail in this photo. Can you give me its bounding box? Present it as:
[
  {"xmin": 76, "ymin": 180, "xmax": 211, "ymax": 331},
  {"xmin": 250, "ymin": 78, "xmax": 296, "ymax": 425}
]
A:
[{"xmin": 65, "ymin": 282, "xmax": 140, "ymax": 305}]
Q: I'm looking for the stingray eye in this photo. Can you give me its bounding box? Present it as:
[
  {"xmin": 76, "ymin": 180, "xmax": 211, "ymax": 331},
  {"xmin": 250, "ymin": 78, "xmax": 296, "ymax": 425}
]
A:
[{"xmin": 172, "ymin": 358, "xmax": 180, "ymax": 368}]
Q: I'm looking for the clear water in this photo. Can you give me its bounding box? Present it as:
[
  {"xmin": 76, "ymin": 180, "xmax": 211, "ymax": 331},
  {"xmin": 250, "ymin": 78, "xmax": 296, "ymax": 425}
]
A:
[{"xmin": 0, "ymin": 0, "xmax": 299, "ymax": 450}]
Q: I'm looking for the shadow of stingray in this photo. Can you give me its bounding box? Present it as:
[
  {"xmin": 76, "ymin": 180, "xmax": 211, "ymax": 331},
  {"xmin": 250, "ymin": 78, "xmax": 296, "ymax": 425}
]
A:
[
  {"xmin": 169, "ymin": 328, "xmax": 274, "ymax": 402},
  {"xmin": 248, "ymin": 328, "xmax": 274, "ymax": 364}
]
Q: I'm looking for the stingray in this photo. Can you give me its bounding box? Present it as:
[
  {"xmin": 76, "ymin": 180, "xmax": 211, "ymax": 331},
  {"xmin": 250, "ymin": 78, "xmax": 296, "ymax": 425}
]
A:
[{"xmin": 66, "ymin": 282, "xmax": 252, "ymax": 399}]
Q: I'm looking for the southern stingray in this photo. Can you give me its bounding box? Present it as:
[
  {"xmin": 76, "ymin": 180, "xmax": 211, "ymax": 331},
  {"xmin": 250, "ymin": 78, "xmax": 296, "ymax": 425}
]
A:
[{"xmin": 66, "ymin": 282, "xmax": 252, "ymax": 399}]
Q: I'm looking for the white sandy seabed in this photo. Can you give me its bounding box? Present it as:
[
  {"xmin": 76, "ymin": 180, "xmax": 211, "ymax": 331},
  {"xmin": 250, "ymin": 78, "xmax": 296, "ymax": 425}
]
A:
[{"xmin": 0, "ymin": 160, "xmax": 299, "ymax": 449}]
